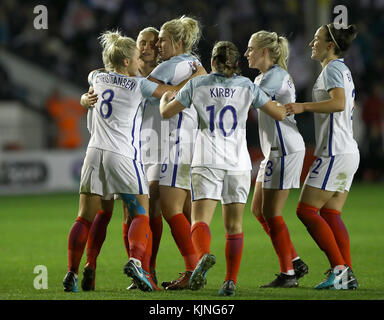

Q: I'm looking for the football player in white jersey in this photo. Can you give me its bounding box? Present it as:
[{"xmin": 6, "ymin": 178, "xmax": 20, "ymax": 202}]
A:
[
  {"xmin": 63, "ymin": 30, "xmax": 195, "ymax": 293},
  {"xmin": 78, "ymin": 27, "xmax": 162, "ymax": 292},
  {"xmin": 160, "ymin": 41, "xmax": 286, "ymax": 295},
  {"xmin": 244, "ymin": 31, "xmax": 308, "ymax": 288},
  {"xmin": 286, "ymin": 23, "xmax": 359, "ymax": 290},
  {"xmin": 147, "ymin": 16, "xmax": 207, "ymax": 290}
]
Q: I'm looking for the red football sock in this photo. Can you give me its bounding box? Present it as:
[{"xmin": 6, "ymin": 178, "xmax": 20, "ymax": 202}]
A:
[
  {"xmin": 266, "ymin": 216, "xmax": 294, "ymax": 273},
  {"xmin": 86, "ymin": 210, "xmax": 112, "ymax": 269},
  {"xmin": 257, "ymin": 215, "xmax": 298, "ymax": 260},
  {"xmin": 256, "ymin": 215, "xmax": 270, "ymax": 234},
  {"xmin": 297, "ymin": 202, "xmax": 345, "ymax": 267},
  {"xmin": 166, "ymin": 213, "xmax": 198, "ymax": 271},
  {"xmin": 122, "ymin": 222, "xmax": 130, "ymax": 258},
  {"xmin": 191, "ymin": 221, "xmax": 211, "ymax": 260},
  {"xmin": 142, "ymin": 229, "xmax": 153, "ymax": 273},
  {"xmin": 225, "ymin": 233, "xmax": 243, "ymax": 284},
  {"xmin": 320, "ymin": 208, "xmax": 352, "ymax": 268},
  {"xmin": 128, "ymin": 215, "xmax": 150, "ymax": 262},
  {"xmin": 149, "ymin": 215, "xmax": 163, "ymax": 270},
  {"xmin": 67, "ymin": 216, "xmax": 92, "ymax": 274}
]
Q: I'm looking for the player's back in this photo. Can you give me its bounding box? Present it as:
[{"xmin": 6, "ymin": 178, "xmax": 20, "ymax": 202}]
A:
[
  {"xmin": 254, "ymin": 65, "xmax": 305, "ymax": 158},
  {"xmin": 181, "ymin": 73, "xmax": 267, "ymax": 170},
  {"xmin": 150, "ymin": 53, "xmax": 199, "ymax": 132},
  {"xmin": 88, "ymin": 71, "xmax": 149, "ymax": 160}
]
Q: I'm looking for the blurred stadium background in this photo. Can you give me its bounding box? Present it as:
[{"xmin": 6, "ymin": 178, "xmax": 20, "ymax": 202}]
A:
[{"xmin": 0, "ymin": 0, "xmax": 383, "ymax": 193}]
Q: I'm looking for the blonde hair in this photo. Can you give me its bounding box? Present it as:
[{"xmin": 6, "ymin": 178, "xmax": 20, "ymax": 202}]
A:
[
  {"xmin": 250, "ymin": 30, "xmax": 289, "ymax": 70},
  {"xmin": 211, "ymin": 41, "xmax": 241, "ymax": 78},
  {"xmin": 160, "ymin": 16, "xmax": 201, "ymax": 54},
  {"xmin": 99, "ymin": 30, "xmax": 137, "ymax": 72},
  {"xmin": 137, "ymin": 26, "xmax": 159, "ymax": 45}
]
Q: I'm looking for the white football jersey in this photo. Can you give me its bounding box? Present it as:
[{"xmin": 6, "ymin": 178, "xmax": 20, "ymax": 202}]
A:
[
  {"xmin": 87, "ymin": 70, "xmax": 158, "ymax": 161},
  {"xmin": 312, "ymin": 59, "xmax": 358, "ymax": 156},
  {"xmin": 254, "ymin": 65, "xmax": 305, "ymax": 158},
  {"xmin": 140, "ymin": 97, "xmax": 163, "ymax": 165},
  {"xmin": 176, "ymin": 72, "xmax": 270, "ymax": 170},
  {"xmin": 149, "ymin": 53, "xmax": 200, "ymax": 166}
]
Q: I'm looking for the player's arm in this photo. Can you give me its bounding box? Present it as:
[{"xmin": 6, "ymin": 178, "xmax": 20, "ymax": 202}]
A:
[
  {"xmin": 80, "ymin": 86, "xmax": 98, "ymax": 108},
  {"xmin": 258, "ymin": 100, "xmax": 286, "ymax": 121},
  {"xmin": 159, "ymin": 91, "xmax": 185, "ymax": 118},
  {"xmin": 285, "ymin": 87, "xmax": 345, "ymax": 115},
  {"xmin": 150, "ymin": 65, "xmax": 207, "ymax": 99}
]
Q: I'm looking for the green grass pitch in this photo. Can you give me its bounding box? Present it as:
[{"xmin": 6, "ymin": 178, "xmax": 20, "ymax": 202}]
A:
[{"xmin": 1, "ymin": 183, "xmax": 384, "ymax": 300}]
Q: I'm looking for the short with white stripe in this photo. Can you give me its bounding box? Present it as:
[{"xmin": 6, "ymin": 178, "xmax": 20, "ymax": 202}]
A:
[
  {"xmin": 80, "ymin": 147, "xmax": 148, "ymax": 198},
  {"xmin": 256, "ymin": 151, "xmax": 305, "ymax": 190},
  {"xmin": 191, "ymin": 167, "xmax": 251, "ymax": 204},
  {"xmin": 304, "ymin": 152, "xmax": 359, "ymax": 192}
]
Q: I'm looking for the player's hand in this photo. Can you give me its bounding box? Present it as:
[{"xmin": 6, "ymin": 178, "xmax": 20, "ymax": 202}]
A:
[
  {"xmin": 162, "ymin": 90, "xmax": 177, "ymax": 102},
  {"xmin": 285, "ymin": 103, "xmax": 305, "ymax": 115},
  {"xmin": 192, "ymin": 61, "xmax": 207, "ymax": 76},
  {"xmin": 81, "ymin": 88, "xmax": 98, "ymax": 108}
]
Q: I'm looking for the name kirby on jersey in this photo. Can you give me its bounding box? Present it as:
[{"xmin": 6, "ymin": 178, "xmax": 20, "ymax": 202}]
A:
[{"xmin": 210, "ymin": 87, "xmax": 236, "ymax": 99}]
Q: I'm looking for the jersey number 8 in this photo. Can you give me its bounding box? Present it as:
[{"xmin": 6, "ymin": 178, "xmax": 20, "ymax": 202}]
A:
[{"xmin": 100, "ymin": 89, "xmax": 114, "ymax": 119}]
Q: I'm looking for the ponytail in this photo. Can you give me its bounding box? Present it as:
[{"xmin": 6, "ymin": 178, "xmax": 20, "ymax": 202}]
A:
[
  {"xmin": 211, "ymin": 41, "xmax": 241, "ymax": 77},
  {"xmin": 160, "ymin": 16, "xmax": 201, "ymax": 54},
  {"xmin": 250, "ymin": 31, "xmax": 290, "ymax": 71},
  {"xmin": 99, "ymin": 30, "xmax": 137, "ymax": 72}
]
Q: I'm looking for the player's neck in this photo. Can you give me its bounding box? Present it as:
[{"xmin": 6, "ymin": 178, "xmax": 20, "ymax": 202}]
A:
[
  {"xmin": 320, "ymin": 54, "xmax": 339, "ymax": 69},
  {"xmin": 139, "ymin": 60, "xmax": 156, "ymax": 77},
  {"xmin": 259, "ymin": 59, "xmax": 274, "ymax": 74}
]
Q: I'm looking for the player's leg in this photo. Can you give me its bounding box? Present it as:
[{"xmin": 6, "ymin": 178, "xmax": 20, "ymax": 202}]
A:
[
  {"xmin": 320, "ymin": 191, "xmax": 352, "ymax": 268},
  {"xmin": 297, "ymin": 184, "xmax": 346, "ymax": 267},
  {"xmin": 64, "ymin": 193, "xmax": 101, "ymax": 292},
  {"xmin": 85, "ymin": 200, "xmax": 114, "ymax": 267},
  {"xmin": 189, "ymin": 199, "xmax": 218, "ymax": 291},
  {"xmin": 159, "ymin": 185, "xmax": 198, "ymax": 289},
  {"xmin": 318, "ymin": 191, "xmax": 358, "ymax": 289},
  {"xmin": 148, "ymin": 179, "xmax": 162, "ymax": 282},
  {"xmin": 82, "ymin": 198, "xmax": 114, "ymax": 291},
  {"xmin": 297, "ymin": 185, "xmax": 353, "ymax": 289},
  {"xmin": 219, "ymin": 202, "xmax": 245, "ymax": 296},
  {"xmin": 260, "ymin": 188, "xmax": 299, "ymax": 288},
  {"xmin": 183, "ymin": 189, "xmax": 192, "ymax": 223},
  {"xmin": 122, "ymin": 202, "xmax": 132, "ymax": 258},
  {"xmin": 121, "ymin": 193, "xmax": 155, "ymax": 291},
  {"xmin": 251, "ymin": 181, "xmax": 270, "ymax": 231}
]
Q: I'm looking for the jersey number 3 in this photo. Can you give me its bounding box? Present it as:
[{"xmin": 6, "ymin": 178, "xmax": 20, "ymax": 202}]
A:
[{"xmin": 100, "ymin": 89, "xmax": 114, "ymax": 119}]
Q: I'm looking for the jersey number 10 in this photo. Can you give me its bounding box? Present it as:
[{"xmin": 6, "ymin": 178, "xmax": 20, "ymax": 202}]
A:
[{"xmin": 206, "ymin": 105, "xmax": 238, "ymax": 137}]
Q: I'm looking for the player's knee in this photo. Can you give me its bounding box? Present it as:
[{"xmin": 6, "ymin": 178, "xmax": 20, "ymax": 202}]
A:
[{"xmin": 251, "ymin": 202, "xmax": 262, "ymax": 218}]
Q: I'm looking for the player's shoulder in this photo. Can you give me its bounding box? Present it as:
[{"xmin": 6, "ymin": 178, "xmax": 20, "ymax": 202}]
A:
[
  {"xmin": 264, "ymin": 65, "xmax": 289, "ymax": 83},
  {"xmin": 233, "ymin": 74, "xmax": 258, "ymax": 89},
  {"xmin": 324, "ymin": 59, "xmax": 349, "ymax": 75},
  {"xmin": 88, "ymin": 69, "xmax": 106, "ymax": 85}
]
